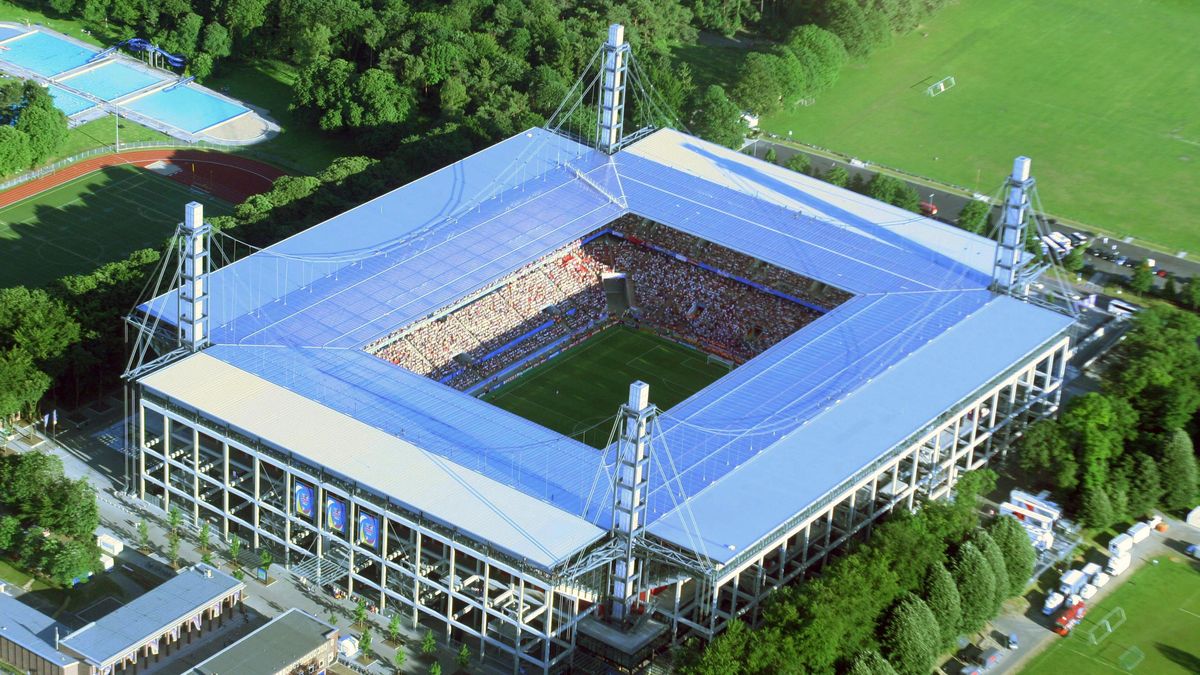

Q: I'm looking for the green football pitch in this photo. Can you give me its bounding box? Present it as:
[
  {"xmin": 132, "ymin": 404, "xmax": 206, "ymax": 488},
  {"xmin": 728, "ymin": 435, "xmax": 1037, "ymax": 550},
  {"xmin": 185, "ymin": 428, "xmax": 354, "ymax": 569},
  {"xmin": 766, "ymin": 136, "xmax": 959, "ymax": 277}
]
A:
[
  {"xmin": 762, "ymin": 0, "xmax": 1200, "ymax": 254},
  {"xmin": 1020, "ymin": 557, "xmax": 1200, "ymax": 675},
  {"xmin": 0, "ymin": 165, "xmax": 232, "ymax": 288},
  {"xmin": 483, "ymin": 327, "xmax": 731, "ymax": 448}
]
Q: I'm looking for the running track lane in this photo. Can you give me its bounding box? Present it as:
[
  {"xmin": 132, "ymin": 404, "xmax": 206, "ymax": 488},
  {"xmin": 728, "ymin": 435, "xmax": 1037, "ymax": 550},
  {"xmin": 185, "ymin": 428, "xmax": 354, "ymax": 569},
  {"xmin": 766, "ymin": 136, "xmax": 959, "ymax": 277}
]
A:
[{"xmin": 0, "ymin": 150, "xmax": 287, "ymax": 210}]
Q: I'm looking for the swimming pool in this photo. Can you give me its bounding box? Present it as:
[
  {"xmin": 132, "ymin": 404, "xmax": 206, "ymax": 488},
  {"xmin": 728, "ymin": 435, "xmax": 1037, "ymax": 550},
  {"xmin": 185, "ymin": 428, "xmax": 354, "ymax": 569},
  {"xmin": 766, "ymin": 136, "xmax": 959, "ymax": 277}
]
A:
[
  {"xmin": 60, "ymin": 61, "xmax": 162, "ymax": 101},
  {"xmin": 48, "ymin": 85, "xmax": 96, "ymax": 116},
  {"xmin": 124, "ymin": 84, "xmax": 250, "ymax": 133},
  {"xmin": 0, "ymin": 26, "xmax": 26, "ymax": 42},
  {"xmin": 0, "ymin": 30, "xmax": 94, "ymax": 77}
]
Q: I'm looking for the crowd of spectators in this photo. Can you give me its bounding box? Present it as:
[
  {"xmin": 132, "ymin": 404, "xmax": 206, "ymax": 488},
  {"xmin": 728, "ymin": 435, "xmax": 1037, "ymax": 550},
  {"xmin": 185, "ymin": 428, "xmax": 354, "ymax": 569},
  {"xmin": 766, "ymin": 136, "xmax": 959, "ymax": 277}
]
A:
[{"xmin": 369, "ymin": 219, "xmax": 845, "ymax": 389}]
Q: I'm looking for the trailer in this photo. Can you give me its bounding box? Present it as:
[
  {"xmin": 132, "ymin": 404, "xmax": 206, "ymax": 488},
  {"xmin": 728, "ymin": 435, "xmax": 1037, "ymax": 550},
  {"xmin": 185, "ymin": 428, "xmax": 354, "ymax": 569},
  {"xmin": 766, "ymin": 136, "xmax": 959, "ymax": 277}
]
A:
[
  {"xmin": 1126, "ymin": 522, "xmax": 1150, "ymax": 544},
  {"xmin": 1106, "ymin": 553, "xmax": 1131, "ymax": 577},
  {"xmin": 1108, "ymin": 533, "xmax": 1133, "ymax": 557},
  {"xmin": 1042, "ymin": 591, "xmax": 1065, "ymax": 616},
  {"xmin": 1058, "ymin": 569, "xmax": 1088, "ymax": 596}
]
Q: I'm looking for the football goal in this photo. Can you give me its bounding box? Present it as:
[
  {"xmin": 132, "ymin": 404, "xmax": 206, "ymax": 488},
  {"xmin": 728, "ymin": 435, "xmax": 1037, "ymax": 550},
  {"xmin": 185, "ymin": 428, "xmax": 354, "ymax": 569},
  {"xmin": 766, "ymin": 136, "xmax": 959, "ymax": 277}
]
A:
[
  {"xmin": 926, "ymin": 76, "xmax": 956, "ymax": 97},
  {"xmin": 1117, "ymin": 645, "xmax": 1145, "ymax": 671},
  {"xmin": 1085, "ymin": 606, "xmax": 1127, "ymax": 645}
]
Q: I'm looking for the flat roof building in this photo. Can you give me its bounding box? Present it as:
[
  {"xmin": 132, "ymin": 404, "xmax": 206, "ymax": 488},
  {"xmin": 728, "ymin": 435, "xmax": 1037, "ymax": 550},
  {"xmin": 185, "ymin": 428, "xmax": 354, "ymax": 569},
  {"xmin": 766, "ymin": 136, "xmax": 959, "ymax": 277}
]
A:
[{"xmin": 191, "ymin": 609, "xmax": 337, "ymax": 675}]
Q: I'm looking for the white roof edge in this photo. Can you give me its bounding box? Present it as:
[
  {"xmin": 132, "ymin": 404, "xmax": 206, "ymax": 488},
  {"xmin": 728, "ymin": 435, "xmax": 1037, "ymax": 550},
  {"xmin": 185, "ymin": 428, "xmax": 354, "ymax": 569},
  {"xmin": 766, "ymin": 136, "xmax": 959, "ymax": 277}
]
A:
[{"xmin": 139, "ymin": 353, "xmax": 605, "ymax": 569}]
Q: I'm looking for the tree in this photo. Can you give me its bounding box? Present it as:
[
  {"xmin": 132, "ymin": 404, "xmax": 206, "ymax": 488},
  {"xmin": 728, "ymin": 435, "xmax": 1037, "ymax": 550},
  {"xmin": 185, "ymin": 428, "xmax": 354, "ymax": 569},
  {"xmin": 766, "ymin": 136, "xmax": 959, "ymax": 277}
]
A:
[
  {"xmin": 785, "ymin": 25, "xmax": 847, "ymax": 95},
  {"xmin": 198, "ymin": 521, "xmax": 211, "ymax": 552},
  {"xmin": 190, "ymin": 53, "xmax": 215, "ymax": 81},
  {"xmin": 1123, "ymin": 452, "xmax": 1163, "ymax": 518},
  {"xmin": 0, "ymin": 345, "xmax": 51, "ymax": 415},
  {"xmin": 355, "ymin": 598, "xmax": 368, "ymax": 627},
  {"xmin": 1182, "ymin": 277, "xmax": 1200, "ymax": 310},
  {"xmin": 1078, "ymin": 481, "xmax": 1115, "ymax": 529},
  {"xmin": 972, "ymin": 530, "xmax": 1010, "ymax": 613},
  {"xmin": 168, "ymin": 506, "xmax": 182, "ymax": 533},
  {"xmin": 43, "ymin": 478, "xmax": 98, "ymax": 540},
  {"xmin": 987, "ymin": 517, "xmax": 1036, "ymax": 597},
  {"xmin": 823, "ymin": 165, "xmax": 850, "ymax": 188},
  {"xmin": 784, "ymin": 153, "xmax": 810, "ymax": 174},
  {"xmin": 764, "ymin": 147, "xmax": 778, "ymax": 164},
  {"xmin": 1130, "ymin": 261, "xmax": 1154, "ymax": 294},
  {"xmin": 0, "ymin": 515, "xmax": 19, "ymax": 550},
  {"xmin": 825, "ymin": 0, "xmax": 875, "ymax": 58},
  {"xmin": 138, "ymin": 520, "xmax": 150, "ymax": 550},
  {"xmin": 691, "ymin": 0, "xmax": 758, "ymax": 36},
  {"xmin": 360, "ymin": 626, "xmax": 373, "ymax": 655},
  {"xmin": 952, "ymin": 541, "xmax": 995, "ymax": 635},
  {"xmin": 921, "ymin": 562, "xmax": 961, "ymax": 650},
  {"xmin": 732, "ymin": 52, "xmax": 786, "ymax": 114},
  {"xmin": 201, "ymin": 22, "xmax": 233, "ymax": 59},
  {"xmin": 456, "ymin": 643, "xmax": 471, "ymax": 669},
  {"xmin": 1017, "ymin": 419, "xmax": 1077, "ymax": 490},
  {"xmin": 1062, "ymin": 246, "xmax": 1085, "ymax": 273},
  {"xmin": 429, "ymin": 663, "xmax": 441, "ymax": 675},
  {"xmin": 0, "ymin": 286, "xmax": 81, "ymax": 365},
  {"xmin": 686, "ymin": 86, "xmax": 746, "ymax": 149},
  {"xmin": 259, "ymin": 548, "xmax": 273, "ymax": 570},
  {"xmin": 387, "ymin": 614, "xmax": 401, "ymax": 643},
  {"xmin": 679, "ymin": 618, "xmax": 748, "ymax": 674},
  {"xmin": 880, "ymin": 594, "xmax": 940, "ymax": 675},
  {"xmin": 167, "ymin": 531, "xmax": 181, "ymax": 567},
  {"xmin": 848, "ymin": 650, "xmax": 899, "ymax": 675},
  {"xmin": 15, "ymin": 99, "xmax": 68, "ymax": 166},
  {"xmin": 229, "ymin": 535, "xmax": 241, "ymax": 564},
  {"xmin": 422, "ymin": 629, "xmax": 437, "ymax": 655},
  {"xmin": 47, "ymin": 538, "xmax": 99, "ymax": 586},
  {"xmin": 956, "ymin": 199, "xmax": 991, "ymax": 235},
  {"xmin": 218, "ymin": 0, "xmax": 270, "ymax": 39},
  {"xmin": 393, "ymin": 648, "xmax": 407, "ymax": 671},
  {"xmin": 0, "ymin": 126, "xmax": 32, "ymax": 175},
  {"xmin": 1159, "ymin": 429, "xmax": 1198, "ymax": 511}
]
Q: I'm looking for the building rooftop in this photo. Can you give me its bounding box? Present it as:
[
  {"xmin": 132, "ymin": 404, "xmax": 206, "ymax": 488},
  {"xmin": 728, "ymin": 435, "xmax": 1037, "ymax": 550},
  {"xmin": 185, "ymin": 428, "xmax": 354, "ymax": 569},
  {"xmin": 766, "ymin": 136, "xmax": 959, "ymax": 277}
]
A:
[
  {"xmin": 60, "ymin": 564, "xmax": 243, "ymax": 668},
  {"xmin": 0, "ymin": 593, "xmax": 78, "ymax": 667},
  {"xmin": 137, "ymin": 127, "xmax": 1072, "ymax": 569},
  {"xmin": 191, "ymin": 609, "xmax": 335, "ymax": 675}
]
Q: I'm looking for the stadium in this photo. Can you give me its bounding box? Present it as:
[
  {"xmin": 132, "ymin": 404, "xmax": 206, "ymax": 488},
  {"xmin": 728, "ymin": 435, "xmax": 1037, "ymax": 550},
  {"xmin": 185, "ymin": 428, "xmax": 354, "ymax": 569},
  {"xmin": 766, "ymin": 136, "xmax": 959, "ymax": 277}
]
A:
[{"xmin": 126, "ymin": 27, "xmax": 1073, "ymax": 673}]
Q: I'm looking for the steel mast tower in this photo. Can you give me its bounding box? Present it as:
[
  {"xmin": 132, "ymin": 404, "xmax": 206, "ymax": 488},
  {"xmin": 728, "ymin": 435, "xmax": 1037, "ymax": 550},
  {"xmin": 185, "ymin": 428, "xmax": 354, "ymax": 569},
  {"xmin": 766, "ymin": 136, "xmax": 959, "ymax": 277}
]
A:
[
  {"xmin": 596, "ymin": 24, "xmax": 629, "ymax": 154},
  {"xmin": 610, "ymin": 381, "xmax": 654, "ymax": 625},
  {"xmin": 992, "ymin": 156, "xmax": 1038, "ymax": 295},
  {"xmin": 177, "ymin": 201, "xmax": 211, "ymax": 352}
]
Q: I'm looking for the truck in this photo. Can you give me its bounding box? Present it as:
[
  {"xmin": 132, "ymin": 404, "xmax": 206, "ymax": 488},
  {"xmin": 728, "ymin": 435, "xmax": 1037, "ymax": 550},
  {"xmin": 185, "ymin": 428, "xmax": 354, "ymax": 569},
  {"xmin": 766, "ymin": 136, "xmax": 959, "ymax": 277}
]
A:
[
  {"xmin": 1106, "ymin": 552, "xmax": 1131, "ymax": 577},
  {"xmin": 1055, "ymin": 602, "xmax": 1087, "ymax": 636},
  {"xmin": 1058, "ymin": 569, "xmax": 1088, "ymax": 596},
  {"xmin": 1042, "ymin": 591, "xmax": 1065, "ymax": 616},
  {"xmin": 1126, "ymin": 522, "xmax": 1150, "ymax": 544},
  {"xmin": 1108, "ymin": 533, "xmax": 1133, "ymax": 557},
  {"xmin": 1081, "ymin": 562, "xmax": 1101, "ymax": 578}
]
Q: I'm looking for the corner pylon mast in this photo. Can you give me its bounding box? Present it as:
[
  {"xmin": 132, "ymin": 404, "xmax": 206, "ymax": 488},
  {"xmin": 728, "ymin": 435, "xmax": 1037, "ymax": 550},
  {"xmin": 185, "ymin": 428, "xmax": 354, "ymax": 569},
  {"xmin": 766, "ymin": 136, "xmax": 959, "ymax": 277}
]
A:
[
  {"xmin": 177, "ymin": 201, "xmax": 211, "ymax": 352},
  {"xmin": 610, "ymin": 381, "xmax": 654, "ymax": 625},
  {"xmin": 595, "ymin": 24, "xmax": 629, "ymax": 154},
  {"xmin": 992, "ymin": 156, "xmax": 1037, "ymax": 295}
]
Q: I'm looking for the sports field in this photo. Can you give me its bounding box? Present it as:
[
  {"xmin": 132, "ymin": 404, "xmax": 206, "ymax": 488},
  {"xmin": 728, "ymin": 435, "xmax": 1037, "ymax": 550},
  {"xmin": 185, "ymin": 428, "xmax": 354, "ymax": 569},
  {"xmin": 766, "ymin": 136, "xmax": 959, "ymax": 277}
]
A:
[
  {"xmin": 0, "ymin": 164, "xmax": 232, "ymax": 288},
  {"xmin": 1021, "ymin": 557, "xmax": 1200, "ymax": 675},
  {"xmin": 483, "ymin": 327, "xmax": 730, "ymax": 448},
  {"xmin": 762, "ymin": 0, "xmax": 1200, "ymax": 254}
]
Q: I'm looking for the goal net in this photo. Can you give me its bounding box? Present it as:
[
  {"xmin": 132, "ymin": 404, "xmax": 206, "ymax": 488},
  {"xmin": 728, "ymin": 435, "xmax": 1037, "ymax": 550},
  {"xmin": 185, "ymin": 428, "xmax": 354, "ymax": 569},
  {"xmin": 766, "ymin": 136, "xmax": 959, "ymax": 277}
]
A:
[
  {"xmin": 1118, "ymin": 645, "xmax": 1145, "ymax": 671},
  {"xmin": 926, "ymin": 76, "xmax": 957, "ymax": 97},
  {"xmin": 1085, "ymin": 606, "xmax": 1127, "ymax": 645}
]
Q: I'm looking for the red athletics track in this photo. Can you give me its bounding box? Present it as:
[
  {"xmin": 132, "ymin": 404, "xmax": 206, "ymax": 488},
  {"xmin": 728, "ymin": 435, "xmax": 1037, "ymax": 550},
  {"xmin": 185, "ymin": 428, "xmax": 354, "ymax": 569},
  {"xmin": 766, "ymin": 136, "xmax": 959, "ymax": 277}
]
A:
[{"xmin": 0, "ymin": 149, "xmax": 286, "ymax": 209}]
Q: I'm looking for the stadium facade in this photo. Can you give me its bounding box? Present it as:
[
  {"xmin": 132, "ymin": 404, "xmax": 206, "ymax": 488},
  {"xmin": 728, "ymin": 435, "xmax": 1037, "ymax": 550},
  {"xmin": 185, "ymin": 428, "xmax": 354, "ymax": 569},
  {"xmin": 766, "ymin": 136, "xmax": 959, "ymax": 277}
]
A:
[{"xmin": 127, "ymin": 27, "xmax": 1073, "ymax": 673}]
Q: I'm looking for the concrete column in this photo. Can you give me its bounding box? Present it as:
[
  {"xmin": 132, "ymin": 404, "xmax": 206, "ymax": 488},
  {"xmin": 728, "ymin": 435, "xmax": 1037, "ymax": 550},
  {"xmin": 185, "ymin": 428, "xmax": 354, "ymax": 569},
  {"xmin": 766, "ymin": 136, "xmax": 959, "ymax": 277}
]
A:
[
  {"xmin": 162, "ymin": 417, "xmax": 171, "ymax": 512},
  {"xmin": 221, "ymin": 442, "xmax": 230, "ymax": 540},
  {"xmin": 252, "ymin": 455, "xmax": 261, "ymax": 550}
]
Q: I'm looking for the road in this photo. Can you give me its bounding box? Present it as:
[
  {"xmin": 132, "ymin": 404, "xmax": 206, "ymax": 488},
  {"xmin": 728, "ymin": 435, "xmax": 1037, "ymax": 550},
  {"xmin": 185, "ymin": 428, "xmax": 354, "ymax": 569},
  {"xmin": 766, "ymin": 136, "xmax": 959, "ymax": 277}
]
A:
[{"xmin": 745, "ymin": 138, "xmax": 1200, "ymax": 286}]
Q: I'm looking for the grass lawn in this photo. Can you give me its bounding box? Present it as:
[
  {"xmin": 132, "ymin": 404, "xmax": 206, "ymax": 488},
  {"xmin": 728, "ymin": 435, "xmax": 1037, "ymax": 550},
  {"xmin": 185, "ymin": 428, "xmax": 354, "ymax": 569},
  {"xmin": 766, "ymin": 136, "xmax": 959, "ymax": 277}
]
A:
[
  {"xmin": 0, "ymin": 164, "xmax": 232, "ymax": 288},
  {"xmin": 206, "ymin": 59, "xmax": 345, "ymax": 174},
  {"xmin": 483, "ymin": 326, "xmax": 730, "ymax": 448},
  {"xmin": 761, "ymin": 0, "xmax": 1200, "ymax": 254},
  {"xmin": 1020, "ymin": 557, "xmax": 1200, "ymax": 675},
  {"xmin": 0, "ymin": 558, "xmax": 51, "ymax": 591}
]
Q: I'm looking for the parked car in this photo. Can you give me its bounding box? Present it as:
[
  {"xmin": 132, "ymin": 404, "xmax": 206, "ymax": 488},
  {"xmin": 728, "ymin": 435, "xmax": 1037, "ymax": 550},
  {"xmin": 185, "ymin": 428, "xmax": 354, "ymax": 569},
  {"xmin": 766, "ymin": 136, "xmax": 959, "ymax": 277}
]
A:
[
  {"xmin": 1115, "ymin": 255, "xmax": 1128, "ymax": 266},
  {"xmin": 1008, "ymin": 633, "xmax": 1019, "ymax": 650},
  {"xmin": 1186, "ymin": 544, "xmax": 1199, "ymax": 560},
  {"xmin": 1156, "ymin": 269, "xmax": 1168, "ymax": 278},
  {"xmin": 1080, "ymin": 583, "xmax": 1098, "ymax": 600}
]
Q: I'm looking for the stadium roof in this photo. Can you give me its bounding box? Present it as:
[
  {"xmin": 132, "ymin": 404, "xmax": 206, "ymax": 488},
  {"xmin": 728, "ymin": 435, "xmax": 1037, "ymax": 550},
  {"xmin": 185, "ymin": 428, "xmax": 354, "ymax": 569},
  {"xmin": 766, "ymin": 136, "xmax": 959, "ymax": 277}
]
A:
[
  {"xmin": 191, "ymin": 609, "xmax": 335, "ymax": 675},
  {"xmin": 60, "ymin": 564, "xmax": 242, "ymax": 668},
  {"xmin": 138, "ymin": 127, "xmax": 1072, "ymax": 569},
  {"xmin": 0, "ymin": 594, "xmax": 78, "ymax": 667}
]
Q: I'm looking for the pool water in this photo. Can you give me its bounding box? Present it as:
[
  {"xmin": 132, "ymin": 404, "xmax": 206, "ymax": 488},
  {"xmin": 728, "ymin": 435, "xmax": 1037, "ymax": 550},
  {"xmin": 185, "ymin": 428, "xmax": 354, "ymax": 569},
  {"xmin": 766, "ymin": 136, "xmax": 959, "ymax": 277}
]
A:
[
  {"xmin": 60, "ymin": 61, "xmax": 162, "ymax": 101},
  {"xmin": 0, "ymin": 26, "xmax": 26, "ymax": 42},
  {"xmin": 124, "ymin": 84, "xmax": 249, "ymax": 133},
  {"xmin": 0, "ymin": 30, "xmax": 93, "ymax": 77},
  {"xmin": 48, "ymin": 85, "xmax": 96, "ymax": 116}
]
